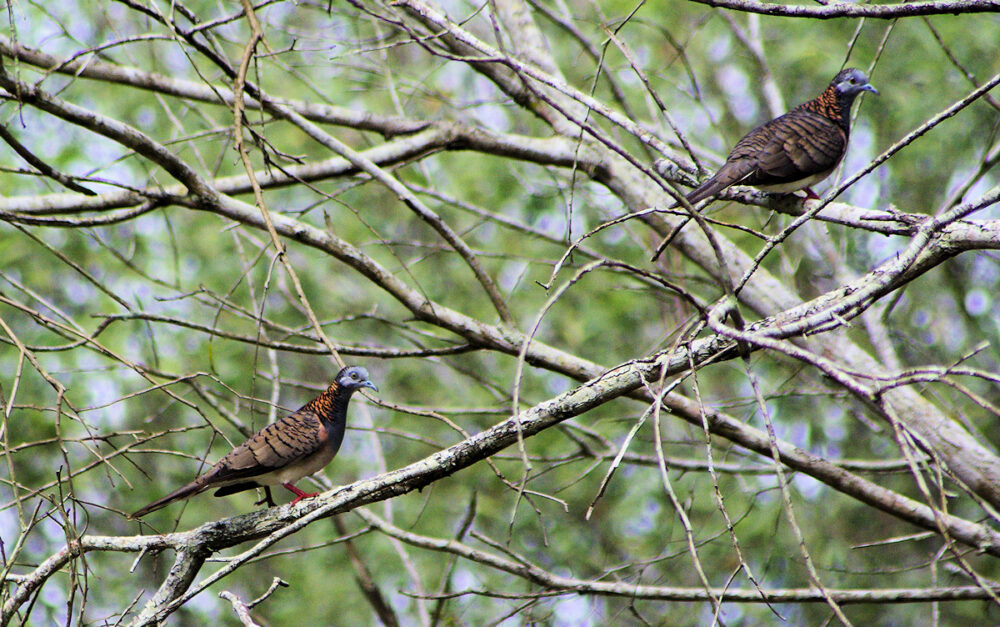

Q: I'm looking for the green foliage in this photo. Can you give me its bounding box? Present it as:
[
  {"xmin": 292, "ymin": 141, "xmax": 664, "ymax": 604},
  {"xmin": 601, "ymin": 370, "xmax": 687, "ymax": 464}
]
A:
[{"xmin": 2, "ymin": 0, "xmax": 1000, "ymax": 625}]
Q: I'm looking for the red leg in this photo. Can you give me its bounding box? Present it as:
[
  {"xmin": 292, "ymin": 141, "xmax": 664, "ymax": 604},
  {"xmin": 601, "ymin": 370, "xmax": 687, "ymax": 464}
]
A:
[
  {"xmin": 283, "ymin": 482, "xmax": 319, "ymax": 506},
  {"xmin": 803, "ymin": 187, "xmax": 820, "ymax": 200}
]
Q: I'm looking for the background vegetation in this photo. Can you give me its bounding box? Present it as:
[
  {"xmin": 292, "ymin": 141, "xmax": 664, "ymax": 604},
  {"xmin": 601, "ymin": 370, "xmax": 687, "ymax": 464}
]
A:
[{"xmin": 2, "ymin": 0, "xmax": 1000, "ymax": 624}]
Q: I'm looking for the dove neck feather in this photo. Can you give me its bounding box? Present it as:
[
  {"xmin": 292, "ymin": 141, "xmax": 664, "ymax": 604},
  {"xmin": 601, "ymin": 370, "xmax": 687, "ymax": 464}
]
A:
[
  {"xmin": 304, "ymin": 382, "xmax": 358, "ymax": 425},
  {"xmin": 796, "ymin": 86, "xmax": 857, "ymax": 137}
]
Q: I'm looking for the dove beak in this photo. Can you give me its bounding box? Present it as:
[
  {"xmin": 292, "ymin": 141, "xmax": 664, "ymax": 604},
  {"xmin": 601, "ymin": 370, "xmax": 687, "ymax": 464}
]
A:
[
  {"xmin": 863, "ymin": 84, "xmax": 879, "ymax": 96},
  {"xmin": 362, "ymin": 381, "xmax": 378, "ymax": 393}
]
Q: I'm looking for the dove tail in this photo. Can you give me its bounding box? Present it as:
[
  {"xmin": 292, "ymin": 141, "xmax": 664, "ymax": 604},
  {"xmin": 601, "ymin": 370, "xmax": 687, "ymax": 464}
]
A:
[
  {"xmin": 683, "ymin": 175, "xmax": 731, "ymax": 206},
  {"xmin": 129, "ymin": 479, "xmax": 208, "ymax": 519}
]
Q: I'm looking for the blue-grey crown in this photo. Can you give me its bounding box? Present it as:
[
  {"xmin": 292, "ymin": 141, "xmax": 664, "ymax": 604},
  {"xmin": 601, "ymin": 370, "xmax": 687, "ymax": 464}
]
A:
[
  {"xmin": 833, "ymin": 68, "xmax": 878, "ymax": 98},
  {"xmin": 337, "ymin": 366, "xmax": 378, "ymax": 392}
]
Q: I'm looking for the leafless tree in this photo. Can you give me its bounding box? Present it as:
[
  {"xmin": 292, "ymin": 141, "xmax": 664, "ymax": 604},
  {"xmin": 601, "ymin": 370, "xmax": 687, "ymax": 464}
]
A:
[{"xmin": 2, "ymin": 0, "xmax": 1000, "ymax": 624}]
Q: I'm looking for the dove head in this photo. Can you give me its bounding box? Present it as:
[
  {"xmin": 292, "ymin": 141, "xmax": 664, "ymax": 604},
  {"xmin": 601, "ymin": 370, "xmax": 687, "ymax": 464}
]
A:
[
  {"xmin": 832, "ymin": 68, "xmax": 878, "ymax": 99},
  {"xmin": 336, "ymin": 366, "xmax": 378, "ymax": 393}
]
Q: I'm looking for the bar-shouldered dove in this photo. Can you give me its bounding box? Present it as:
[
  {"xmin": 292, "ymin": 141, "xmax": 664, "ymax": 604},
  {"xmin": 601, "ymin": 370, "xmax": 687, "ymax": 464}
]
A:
[
  {"xmin": 684, "ymin": 68, "xmax": 877, "ymax": 205},
  {"xmin": 130, "ymin": 366, "xmax": 377, "ymax": 518}
]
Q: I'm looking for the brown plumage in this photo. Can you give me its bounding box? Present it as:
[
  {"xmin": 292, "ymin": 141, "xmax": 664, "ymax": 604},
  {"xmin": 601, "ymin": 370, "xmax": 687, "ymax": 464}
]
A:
[
  {"xmin": 683, "ymin": 68, "xmax": 878, "ymax": 206},
  {"xmin": 130, "ymin": 366, "xmax": 377, "ymax": 518}
]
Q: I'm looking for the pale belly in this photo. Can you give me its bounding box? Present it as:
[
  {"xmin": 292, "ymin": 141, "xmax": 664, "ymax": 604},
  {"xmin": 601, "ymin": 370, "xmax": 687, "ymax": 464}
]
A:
[
  {"xmin": 755, "ymin": 169, "xmax": 834, "ymax": 193},
  {"xmin": 250, "ymin": 446, "xmax": 337, "ymax": 486}
]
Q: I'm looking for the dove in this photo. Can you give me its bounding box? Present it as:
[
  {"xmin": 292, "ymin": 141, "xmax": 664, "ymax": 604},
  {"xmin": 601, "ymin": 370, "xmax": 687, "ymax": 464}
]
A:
[{"xmin": 130, "ymin": 366, "xmax": 376, "ymax": 518}]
